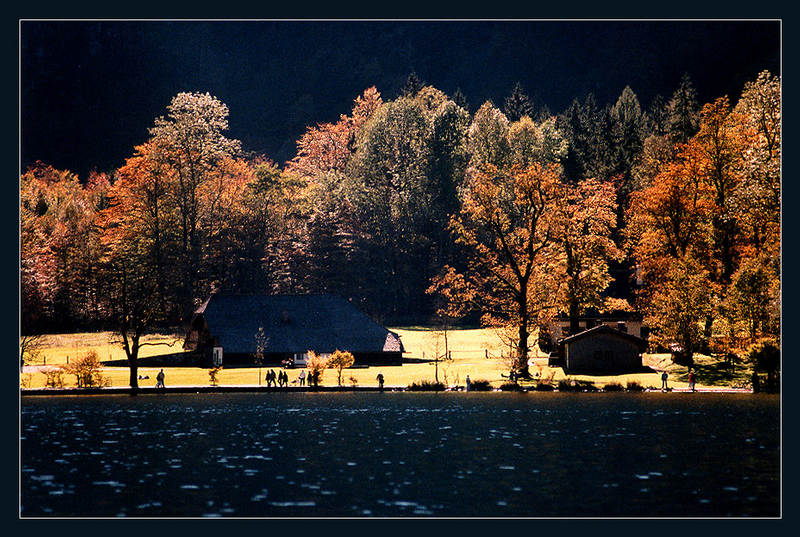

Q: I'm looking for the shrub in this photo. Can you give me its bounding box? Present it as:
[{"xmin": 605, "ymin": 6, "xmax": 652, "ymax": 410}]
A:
[
  {"xmin": 63, "ymin": 351, "xmax": 108, "ymax": 388},
  {"xmin": 306, "ymin": 351, "xmax": 328, "ymax": 386},
  {"xmin": 626, "ymin": 381, "xmax": 644, "ymax": 392},
  {"xmin": 573, "ymin": 380, "xmax": 598, "ymax": 392},
  {"xmin": 603, "ymin": 382, "xmax": 624, "ymax": 392},
  {"xmin": 43, "ymin": 367, "xmax": 65, "ymax": 388},
  {"xmin": 533, "ymin": 382, "xmax": 554, "ymax": 391},
  {"xmin": 408, "ymin": 380, "xmax": 445, "ymax": 391},
  {"xmin": 348, "ymin": 376, "xmax": 358, "ymax": 388},
  {"xmin": 557, "ymin": 379, "xmax": 574, "ymax": 392},
  {"xmin": 469, "ymin": 379, "xmax": 493, "ymax": 391},
  {"xmin": 499, "ymin": 382, "xmax": 523, "ymax": 391},
  {"xmin": 208, "ymin": 366, "xmax": 221, "ymax": 386},
  {"xmin": 20, "ymin": 373, "xmax": 33, "ymax": 389}
]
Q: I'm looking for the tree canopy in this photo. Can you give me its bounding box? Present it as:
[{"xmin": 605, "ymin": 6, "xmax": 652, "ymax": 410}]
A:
[{"xmin": 21, "ymin": 70, "xmax": 781, "ymax": 373}]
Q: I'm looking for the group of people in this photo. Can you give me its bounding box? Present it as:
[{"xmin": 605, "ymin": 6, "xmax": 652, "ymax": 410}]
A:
[
  {"xmin": 660, "ymin": 369, "xmax": 697, "ymax": 391},
  {"xmin": 265, "ymin": 369, "xmax": 289, "ymax": 387}
]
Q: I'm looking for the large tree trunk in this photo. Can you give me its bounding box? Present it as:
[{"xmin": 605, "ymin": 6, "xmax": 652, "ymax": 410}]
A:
[
  {"xmin": 517, "ymin": 292, "xmax": 530, "ymax": 378},
  {"xmin": 128, "ymin": 355, "xmax": 139, "ymax": 392},
  {"xmin": 121, "ymin": 327, "xmax": 141, "ymax": 393},
  {"xmin": 569, "ymin": 300, "xmax": 580, "ymax": 336}
]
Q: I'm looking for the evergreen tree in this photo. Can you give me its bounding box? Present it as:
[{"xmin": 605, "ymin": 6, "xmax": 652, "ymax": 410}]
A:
[
  {"xmin": 401, "ymin": 71, "xmax": 425, "ymax": 97},
  {"xmin": 611, "ymin": 86, "xmax": 645, "ymax": 195},
  {"xmin": 504, "ymin": 82, "xmax": 533, "ymax": 122},
  {"xmin": 452, "ymin": 87, "xmax": 469, "ymax": 113},
  {"xmin": 645, "ymin": 94, "xmax": 669, "ymax": 136},
  {"xmin": 558, "ymin": 94, "xmax": 615, "ymax": 183},
  {"xmin": 667, "ymin": 73, "xmax": 700, "ymax": 144},
  {"xmin": 536, "ymin": 103, "xmax": 552, "ymax": 122}
]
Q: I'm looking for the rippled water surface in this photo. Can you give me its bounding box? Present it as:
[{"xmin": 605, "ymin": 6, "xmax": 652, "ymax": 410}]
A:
[{"xmin": 20, "ymin": 393, "xmax": 779, "ymax": 517}]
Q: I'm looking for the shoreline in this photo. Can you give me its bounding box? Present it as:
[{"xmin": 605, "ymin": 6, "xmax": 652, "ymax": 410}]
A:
[{"xmin": 20, "ymin": 385, "xmax": 756, "ymax": 396}]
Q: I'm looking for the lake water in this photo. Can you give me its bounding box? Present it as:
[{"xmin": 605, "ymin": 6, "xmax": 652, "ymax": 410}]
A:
[{"xmin": 20, "ymin": 392, "xmax": 780, "ymax": 517}]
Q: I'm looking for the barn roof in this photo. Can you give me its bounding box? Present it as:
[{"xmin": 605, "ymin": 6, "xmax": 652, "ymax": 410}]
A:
[
  {"xmin": 559, "ymin": 324, "xmax": 648, "ymax": 351},
  {"xmin": 193, "ymin": 293, "xmax": 404, "ymax": 354}
]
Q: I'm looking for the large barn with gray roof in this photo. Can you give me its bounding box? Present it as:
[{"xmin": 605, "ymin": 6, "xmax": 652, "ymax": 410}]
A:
[{"xmin": 183, "ymin": 294, "xmax": 404, "ymax": 367}]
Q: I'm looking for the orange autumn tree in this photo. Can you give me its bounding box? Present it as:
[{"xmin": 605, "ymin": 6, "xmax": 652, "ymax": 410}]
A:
[
  {"xmin": 20, "ymin": 163, "xmax": 110, "ymax": 332},
  {"xmin": 446, "ymin": 162, "xmax": 565, "ymax": 377},
  {"xmin": 688, "ymin": 96, "xmax": 747, "ymax": 289},
  {"xmin": 111, "ymin": 139, "xmax": 181, "ymax": 318},
  {"xmin": 626, "ymin": 144, "xmax": 717, "ymax": 365},
  {"xmin": 626, "ymin": 72, "xmax": 781, "ymax": 364},
  {"xmin": 552, "ymin": 177, "xmax": 622, "ymax": 334},
  {"xmin": 148, "ymin": 92, "xmax": 242, "ymax": 315},
  {"xmin": 426, "ymin": 266, "xmax": 475, "ymax": 382},
  {"xmin": 98, "ymin": 140, "xmax": 182, "ymax": 390},
  {"xmin": 287, "ymin": 87, "xmax": 382, "ymax": 179}
]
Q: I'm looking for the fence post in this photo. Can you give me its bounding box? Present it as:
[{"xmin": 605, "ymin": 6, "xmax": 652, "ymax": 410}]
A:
[{"xmin": 66, "ymin": 355, "xmax": 69, "ymax": 364}]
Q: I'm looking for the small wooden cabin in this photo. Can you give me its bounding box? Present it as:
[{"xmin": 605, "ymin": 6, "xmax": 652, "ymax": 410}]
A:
[
  {"xmin": 183, "ymin": 293, "xmax": 404, "ymax": 367},
  {"xmin": 555, "ymin": 324, "xmax": 648, "ymax": 374},
  {"xmin": 547, "ymin": 312, "xmax": 648, "ymax": 346}
]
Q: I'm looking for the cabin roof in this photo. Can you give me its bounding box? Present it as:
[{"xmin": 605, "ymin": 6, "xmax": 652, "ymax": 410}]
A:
[
  {"xmin": 559, "ymin": 324, "xmax": 648, "ymax": 351},
  {"xmin": 190, "ymin": 293, "xmax": 404, "ymax": 354}
]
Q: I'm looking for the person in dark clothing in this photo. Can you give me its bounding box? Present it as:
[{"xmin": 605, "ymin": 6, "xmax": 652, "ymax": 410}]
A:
[
  {"xmin": 156, "ymin": 369, "xmax": 165, "ymax": 389},
  {"xmin": 377, "ymin": 373, "xmax": 384, "ymax": 390},
  {"xmin": 661, "ymin": 371, "xmax": 668, "ymax": 390}
]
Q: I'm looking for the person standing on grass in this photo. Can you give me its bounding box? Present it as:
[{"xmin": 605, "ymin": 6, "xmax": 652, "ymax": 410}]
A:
[
  {"xmin": 156, "ymin": 369, "xmax": 165, "ymax": 389},
  {"xmin": 661, "ymin": 371, "xmax": 668, "ymax": 390},
  {"xmin": 377, "ymin": 373, "xmax": 384, "ymax": 390},
  {"xmin": 299, "ymin": 370, "xmax": 306, "ymax": 386},
  {"xmin": 688, "ymin": 370, "xmax": 696, "ymax": 391},
  {"xmin": 466, "ymin": 375, "xmax": 471, "ymax": 392}
]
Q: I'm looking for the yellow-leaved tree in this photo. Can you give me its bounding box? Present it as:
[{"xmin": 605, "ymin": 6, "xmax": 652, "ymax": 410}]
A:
[{"xmin": 327, "ymin": 350, "xmax": 355, "ymax": 387}]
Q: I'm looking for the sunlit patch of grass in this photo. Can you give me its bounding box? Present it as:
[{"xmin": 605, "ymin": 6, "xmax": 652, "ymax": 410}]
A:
[{"xmin": 20, "ymin": 328, "xmax": 755, "ymax": 390}]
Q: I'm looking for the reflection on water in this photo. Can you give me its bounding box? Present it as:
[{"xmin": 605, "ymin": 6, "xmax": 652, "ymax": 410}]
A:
[{"xmin": 21, "ymin": 393, "xmax": 779, "ymax": 517}]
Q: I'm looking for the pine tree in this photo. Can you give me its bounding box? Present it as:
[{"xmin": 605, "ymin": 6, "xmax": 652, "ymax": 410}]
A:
[
  {"xmin": 645, "ymin": 94, "xmax": 669, "ymax": 136},
  {"xmin": 401, "ymin": 71, "xmax": 425, "ymax": 97},
  {"xmin": 503, "ymin": 82, "xmax": 533, "ymax": 122},
  {"xmin": 667, "ymin": 73, "xmax": 700, "ymax": 144},
  {"xmin": 452, "ymin": 87, "xmax": 469, "ymax": 112}
]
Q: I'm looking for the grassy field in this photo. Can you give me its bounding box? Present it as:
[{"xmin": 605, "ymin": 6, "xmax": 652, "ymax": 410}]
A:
[
  {"xmin": 21, "ymin": 331, "xmax": 181, "ymax": 366},
  {"xmin": 19, "ymin": 327, "xmax": 753, "ymax": 390}
]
